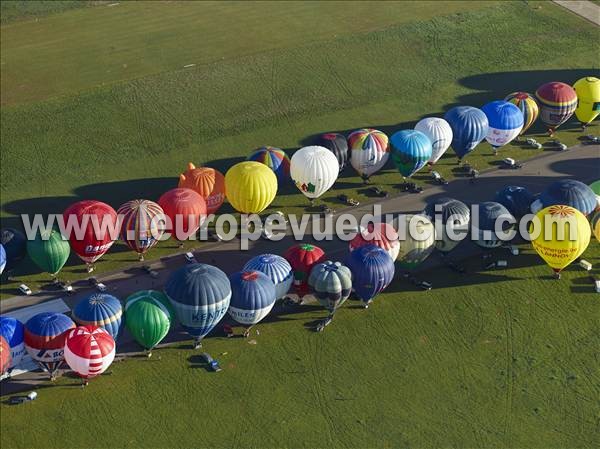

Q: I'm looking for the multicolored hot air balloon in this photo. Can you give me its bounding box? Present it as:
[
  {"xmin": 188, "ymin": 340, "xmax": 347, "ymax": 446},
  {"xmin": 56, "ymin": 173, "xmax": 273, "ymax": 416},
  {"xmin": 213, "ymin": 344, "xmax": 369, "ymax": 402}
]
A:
[
  {"xmin": 24, "ymin": 312, "xmax": 75, "ymax": 378},
  {"xmin": 481, "ymin": 101, "xmax": 524, "ymax": 152},
  {"xmin": 0, "ymin": 228, "xmax": 26, "ymax": 272},
  {"xmin": 63, "ymin": 326, "xmax": 115, "ymax": 381},
  {"xmin": 422, "ymin": 197, "xmax": 470, "ymax": 253},
  {"xmin": 308, "ymin": 261, "xmax": 352, "ymax": 327},
  {"xmin": 225, "ymin": 161, "xmax": 278, "ymax": 214},
  {"xmin": 117, "ymin": 199, "xmax": 165, "ymax": 261},
  {"xmin": 0, "ymin": 316, "xmax": 25, "ymax": 369},
  {"xmin": 474, "ymin": 202, "xmax": 515, "ymax": 249},
  {"xmin": 394, "ymin": 214, "xmax": 436, "ymax": 269},
  {"xmin": 345, "ymin": 245, "xmax": 395, "ymax": 308},
  {"xmin": 125, "ymin": 290, "xmax": 174, "ymax": 353},
  {"xmin": 165, "ymin": 264, "xmax": 231, "ymax": 348},
  {"xmin": 316, "ymin": 133, "xmax": 349, "ymax": 172},
  {"xmin": 0, "ymin": 244, "xmax": 5, "ymax": 275},
  {"xmin": 228, "ymin": 271, "xmax": 276, "ymax": 333},
  {"xmin": 444, "ymin": 106, "xmax": 488, "ymax": 161},
  {"xmin": 349, "ymin": 222, "xmax": 400, "ymax": 261},
  {"xmin": 290, "ymin": 146, "xmax": 339, "ymax": 203},
  {"xmin": 533, "ymin": 179, "xmax": 597, "ymax": 216},
  {"xmin": 73, "ymin": 293, "xmax": 123, "ymax": 341},
  {"xmin": 243, "ymin": 254, "xmax": 293, "ymax": 300},
  {"xmin": 63, "ymin": 201, "xmax": 117, "ymax": 269},
  {"xmin": 178, "ymin": 163, "xmax": 226, "ymax": 215},
  {"xmin": 158, "ymin": 188, "xmax": 207, "ymax": 241},
  {"xmin": 284, "ymin": 244, "xmax": 326, "ymax": 298},
  {"xmin": 414, "ymin": 117, "xmax": 453, "ymax": 165},
  {"xmin": 530, "ymin": 205, "xmax": 591, "ymax": 277},
  {"xmin": 348, "ymin": 128, "xmax": 390, "ymax": 181},
  {"xmin": 26, "ymin": 229, "xmax": 70, "ymax": 277},
  {"xmin": 504, "ymin": 92, "xmax": 539, "ymax": 135},
  {"xmin": 573, "ymin": 77, "xmax": 600, "ymax": 128},
  {"xmin": 0, "ymin": 336, "xmax": 10, "ymax": 375},
  {"xmin": 390, "ymin": 130, "xmax": 432, "ymax": 178},
  {"xmin": 494, "ymin": 186, "xmax": 534, "ymax": 219},
  {"xmin": 247, "ymin": 146, "xmax": 290, "ymax": 184},
  {"xmin": 535, "ymin": 82, "xmax": 578, "ymax": 135}
]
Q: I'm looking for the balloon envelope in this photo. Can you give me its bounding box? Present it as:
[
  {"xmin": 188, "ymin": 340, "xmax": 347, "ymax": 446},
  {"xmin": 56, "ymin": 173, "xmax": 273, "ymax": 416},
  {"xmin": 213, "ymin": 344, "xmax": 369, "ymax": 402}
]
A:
[
  {"xmin": 117, "ymin": 199, "xmax": 165, "ymax": 257},
  {"xmin": 178, "ymin": 163, "xmax": 226, "ymax": 215},
  {"xmin": 0, "ymin": 316, "xmax": 25, "ymax": 368},
  {"xmin": 247, "ymin": 146, "xmax": 290, "ymax": 184},
  {"xmin": 0, "ymin": 244, "xmax": 5, "ymax": 275},
  {"xmin": 414, "ymin": 117, "xmax": 453, "ymax": 165},
  {"xmin": 537, "ymin": 179, "xmax": 597, "ymax": 216},
  {"xmin": 243, "ymin": 254, "xmax": 293, "ymax": 300},
  {"xmin": 24, "ymin": 312, "xmax": 75, "ymax": 376},
  {"xmin": 228, "ymin": 271, "xmax": 276, "ymax": 326},
  {"xmin": 64, "ymin": 326, "xmax": 115, "ymax": 379},
  {"xmin": 308, "ymin": 261, "xmax": 352, "ymax": 314},
  {"xmin": 422, "ymin": 197, "xmax": 470, "ymax": 253},
  {"xmin": 474, "ymin": 202, "xmax": 515, "ymax": 248},
  {"xmin": 394, "ymin": 214, "xmax": 435, "ymax": 269},
  {"xmin": 225, "ymin": 161, "xmax": 278, "ymax": 214},
  {"xmin": 535, "ymin": 82, "xmax": 578, "ymax": 133},
  {"xmin": 290, "ymin": 146, "xmax": 339, "ymax": 200},
  {"xmin": 590, "ymin": 210, "xmax": 600, "ymax": 243},
  {"xmin": 73, "ymin": 293, "xmax": 123, "ymax": 340},
  {"xmin": 494, "ymin": 186, "xmax": 534, "ymax": 219},
  {"xmin": 316, "ymin": 133, "xmax": 348, "ymax": 172},
  {"xmin": 284, "ymin": 244, "xmax": 326, "ymax": 296},
  {"xmin": 125, "ymin": 290, "xmax": 174, "ymax": 351},
  {"xmin": 390, "ymin": 130, "xmax": 432, "ymax": 178},
  {"xmin": 158, "ymin": 188, "xmax": 207, "ymax": 240},
  {"xmin": 504, "ymin": 92, "xmax": 539, "ymax": 135},
  {"xmin": 348, "ymin": 128, "xmax": 390, "ymax": 179},
  {"xmin": 26, "ymin": 229, "xmax": 70, "ymax": 276},
  {"xmin": 444, "ymin": 106, "xmax": 488, "ymax": 160},
  {"xmin": 345, "ymin": 245, "xmax": 394, "ymax": 304},
  {"xmin": 349, "ymin": 222, "xmax": 400, "ymax": 261},
  {"xmin": 0, "ymin": 228, "xmax": 27, "ymax": 271},
  {"xmin": 481, "ymin": 101, "xmax": 523, "ymax": 148},
  {"xmin": 0, "ymin": 336, "xmax": 10, "ymax": 375},
  {"xmin": 573, "ymin": 77, "xmax": 600, "ymax": 125}
]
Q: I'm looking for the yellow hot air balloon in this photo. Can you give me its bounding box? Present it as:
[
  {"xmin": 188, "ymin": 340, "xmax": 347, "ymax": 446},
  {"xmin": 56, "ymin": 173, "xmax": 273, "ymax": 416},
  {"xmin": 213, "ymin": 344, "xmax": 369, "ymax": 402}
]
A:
[
  {"xmin": 573, "ymin": 77, "xmax": 600, "ymax": 127},
  {"xmin": 225, "ymin": 161, "xmax": 277, "ymax": 214},
  {"xmin": 530, "ymin": 205, "xmax": 591, "ymax": 277}
]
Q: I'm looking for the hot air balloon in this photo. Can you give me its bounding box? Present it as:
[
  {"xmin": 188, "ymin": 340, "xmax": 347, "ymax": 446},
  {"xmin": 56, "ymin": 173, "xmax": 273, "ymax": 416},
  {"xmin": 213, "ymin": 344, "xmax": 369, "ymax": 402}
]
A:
[
  {"xmin": 0, "ymin": 336, "xmax": 10, "ymax": 375},
  {"xmin": 63, "ymin": 200, "xmax": 117, "ymax": 271},
  {"xmin": 533, "ymin": 179, "xmax": 597, "ymax": 216},
  {"xmin": 316, "ymin": 133, "xmax": 348, "ymax": 172},
  {"xmin": 349, "ymin": 222, "xmax": 400, "ymax": 261},
  {"xmin": 290, "ymin": 146, "xmax": 339, "ymax": 204},
  {"xmin": 247, "ymin": 146, "xmax": 291, "ymax": 184},
  {"xmin": 345, "ymin": 245, "xmax": 395, "ymax": 308},
  {"xmin": 73, "ymin": 293, "xmax": 123, "ymax": 341},
  {"xmin": 422, "ymin": 197, "xmax": 470, "ymax": 253},
  {"xmin": 26, "ymin": 229, "xmax": 70, "ymax": 278},
  {"xmin": 225, "ymin": 161, "xmax": 278, "ymax": 214},
  {"xmin": 474, "ymin": 202, "xmax": 515, "ymax": 249},
  {"xmin": 481, "ymin": 101, "xmax": 524, "ymax": 153},
  {"xmin": 504, "ymin": 92, "xmax": 539, "ymax": 136},
  {"xmin": 348, "ymin": 128, "xmax": 390, "ymax": 182},
  {"xmin": 0, "ymin": 316, "xmax": 25, "ymax": 369},
  {"xmin": 117, "ymin": 199, "xmax": 165, "ymax": 261},
  {"xmin": 24, "ymin": 312, "xmax": 75, "ymax": 379},
  {"xmin": 178, "ymin": 163, "xmax": 226, "ymax": 215},
  {"xmin": 535, "ymin": 82, "xmax": 578, "ymax": 135},
  {"xmin": 390, "ymin": 130, "xmax": 432, "ymax": 178},
  {"xmin": 228, "ymin": 271, "xmax": 276, "ymax": 335},
  {"xmin": 573, "ymin": 77, "xmax": 600, "ymax": 128},
  {"xmin": 284, "ymin": 243, "xmax": 326, "ymax": 298},
  {"xmin": 308, "ymin": 261, "xmax": 352, "ymax": 329},
  {"xmin": 590, "ymin": 210, "xmax": 600, "ymax": 243},
  {"xmin": 125, "ymin": 290, "xmax": 174, "ymax": 354},
  {"xmin": 158, "ymin": 188, "xmax": 207, "ymax": 241},
  {"xmin": 444, "ymin": 106, "xmax": 489, "ymax": 161},
  {"xmin": 590, "ymin": 180, "xmax": 600, "ymax": 210},
  {"xmin": 165, "ymin": 264, "xmax": 231, "ymax": 348},
  {"xmin": 243, "ymin": 254, "xmax": 293, "ymax": 300},
  {"xmin": 394, "ymin": 214, "xmax": 436, "ymax": 269},
  {"xmin": 494, "ymin": 186, "xmax": 534, "ymax": 219},
  {"xmin": 0, "ymin": 228, "xmax": 26, "ymax": 272},
  {"xmin": 414, "ymin": 117, "xmax": 453, "ymax": 165},
  {"xmin": 63, "ymin": 326, "xmax": 115, "ymax": 382},
  {"xmin": 530, "ymin": 205, "xmax": 591, "ymax": 278},
  {"xmin": 0, "ymin": 244, "xmax": 6, "ymax": 275}
]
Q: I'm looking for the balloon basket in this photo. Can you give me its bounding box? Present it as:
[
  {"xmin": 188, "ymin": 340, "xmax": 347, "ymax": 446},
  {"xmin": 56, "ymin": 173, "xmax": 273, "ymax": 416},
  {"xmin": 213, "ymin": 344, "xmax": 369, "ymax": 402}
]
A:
[{"xmin": 139, "ymin": 254, "xmax": 145, "ymax": 262}]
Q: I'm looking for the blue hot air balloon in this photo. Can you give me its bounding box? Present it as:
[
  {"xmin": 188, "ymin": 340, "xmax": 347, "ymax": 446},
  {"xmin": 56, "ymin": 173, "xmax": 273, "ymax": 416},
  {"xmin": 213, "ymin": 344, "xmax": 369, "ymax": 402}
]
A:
[
  {"xmin": 474, "ymin": 202, "xmax": 515, "ymax": 248},
  {"xmin": 481, "ymin": 101, "xmax": 524, "ymax": 152},
  {"xmin": 494, "ymin": 186, "xmax": 534, "ymax": 219},
  {"xmin": 0, "ymin": 316, "xmax": 25, "ymax": 369},
  {"xmin": 243, "ymin": 254, "xmax": 293, "ymax": 300},
  {"xmin": 444, "ymin": 106, "xmax": 489, "ymax": 160},
  {"xmin": 0, "ymin": 244, "xmax": 6, "ymax": 275},
  {"xmin": 165, "ymin": 264, "xmax": 231, "ymax": 347},
  {"xmin": 533, "ymin": 179, "xmax": 597, "ymax": 216},
  {"xmin": 228, "ymin": 271, "xmax": 276, "ymax": 331},
  {"xmin": 73, "ymin": 293, "xmax": 123, "ymax": 340},
  {"xmin": 0, "ymin": 229, "xmax": 27, "ymax": 272},
  {"xmin": 390, "ymin": 130, "xmax": 432, "ymax": 178},
  {"xmin": 345, "ymin": 245, "xmax": 395, "ymax": 308}
]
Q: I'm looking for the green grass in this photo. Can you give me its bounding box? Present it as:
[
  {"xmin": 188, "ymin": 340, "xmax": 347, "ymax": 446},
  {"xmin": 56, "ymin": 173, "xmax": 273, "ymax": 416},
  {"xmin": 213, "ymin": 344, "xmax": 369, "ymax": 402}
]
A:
[
  {"xmin": 0, "ymin": 1, "xmax": 101, "ymax": 25},
  {"xmin": 1, "ymin": 242, "xmax": 599, "ymax": 449}
]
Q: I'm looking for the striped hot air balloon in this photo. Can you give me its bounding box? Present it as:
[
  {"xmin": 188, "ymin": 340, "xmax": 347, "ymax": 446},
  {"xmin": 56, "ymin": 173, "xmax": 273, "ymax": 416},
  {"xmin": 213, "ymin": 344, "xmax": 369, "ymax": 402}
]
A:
[
  {"xmin": 243, "ymin": 254, "xmax": 293, "ymax": 300},
  {"xmin": 504, "ymin": 92, "xmax": 539, "ymax": 135},
  {"xmin": 481, "ymin": 101, "xmax": 524, "ymax": 152},
  {"xmin": 533, "ymin": 179, "xmax": 597, "ymax": 216},
  {"xmin": 247, "ymin": 146, "xmax": 291, "ymax": 184},
  {"xmin": 308, "ymin": 261, "xmax": 352, "ymax": 317},
  {"xmin": 348, "ymin": 128, "xmax": 390, "ymax": 181},
  {"xmin": 422, "ymin": 197, "xmax": 470, "ymax": 253},
  {"xmin": 0, "ymin": 316, "xmax": 25, "ymax": 369},
  {"xmin": 158, "ymin": 188, "xmax": 207, "ymax": 241},
  {"xmin": 414, "ymin": 117, "xmax": 453, "ymax": 165},
  {"xmin": 117, "ymin": 199, "xmax": 165, "ymax": 261},
  {"xmin": 444, "ymin": 106, "xmax": 489, "ymax": 161},
  {"xmin": 535, "ymin": 82, "xmax": 578, "ymax": 135},
  {"xmin": 228, "ymin": 271, "xmax": 276, "ymax": 329},
  {"xmin": 73, "ymin": 293, "xmax": 123, "ymax": 341},
  {"xmin": 63, "ymin": 326, "xmax": 115, "ymax": 380},
  {"xmin": 474, "ymin": 202, "xmax": 515, "ymax": 249},
  {"xmin": 349, "ymin": 222, "xmax": 400, "ymax": 261},
  {"xmin": 0, "ymin": 336, "xmax": 10, "ymax": 375},
  {"xmin": 178, "ymin": 163, "xmax": 226, "ymax": 215}
]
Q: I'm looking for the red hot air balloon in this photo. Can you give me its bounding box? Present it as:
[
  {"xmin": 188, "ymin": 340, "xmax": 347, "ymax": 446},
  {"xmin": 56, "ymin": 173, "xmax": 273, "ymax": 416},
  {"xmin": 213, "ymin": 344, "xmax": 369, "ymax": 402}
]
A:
[
  {"xmin": 284, "ymin": 244, "xmax": 326, "ymax": 297},
  {"xmin": 0, "ymin": 336, "xmax": 11, "ymax": 375},
  {"xmin": 158, "ymin": 188, "xmax": 207, "ymax": 241},
  {"xmin": 117, "ymin": 199, "xmax": 165, "ymax": 261},
  {"xmin": 349, "ymin": 222, "xmax": 400, "ymax": 261},
  {"xmin": 63, "ymin": 200, "xmax": 118, "ymax": 271},
  {"xmin": 63, "ymin": 326, "xmax": 115, "ymax": 382}
]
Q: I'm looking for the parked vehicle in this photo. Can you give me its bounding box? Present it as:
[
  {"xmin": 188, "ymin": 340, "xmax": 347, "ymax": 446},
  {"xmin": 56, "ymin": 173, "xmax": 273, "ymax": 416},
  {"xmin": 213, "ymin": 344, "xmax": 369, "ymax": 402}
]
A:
[{"xmin": 18, "ymin": 284, "xmax": 32, "ymax": 296}]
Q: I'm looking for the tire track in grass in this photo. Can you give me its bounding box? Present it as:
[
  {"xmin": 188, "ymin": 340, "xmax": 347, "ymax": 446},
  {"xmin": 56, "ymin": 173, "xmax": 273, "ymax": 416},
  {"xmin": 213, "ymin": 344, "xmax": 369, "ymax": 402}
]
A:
[{"xmin": 503, "ymin": 305, "xmax": 514, "ymax": 446}]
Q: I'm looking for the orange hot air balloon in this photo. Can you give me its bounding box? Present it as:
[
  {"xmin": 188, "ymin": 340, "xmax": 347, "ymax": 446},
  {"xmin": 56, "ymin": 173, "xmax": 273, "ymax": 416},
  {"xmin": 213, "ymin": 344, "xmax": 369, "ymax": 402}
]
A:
[{"xmin": 178, "ymin": 163, "xmax": 225, "ymax": 215}]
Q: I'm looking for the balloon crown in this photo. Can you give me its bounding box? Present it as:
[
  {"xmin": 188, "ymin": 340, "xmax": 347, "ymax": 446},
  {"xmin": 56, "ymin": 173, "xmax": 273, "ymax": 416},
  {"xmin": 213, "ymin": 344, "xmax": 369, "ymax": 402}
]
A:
[{"xmin": 241, "ymin": 271, "xmax": 259, "ymax": 281}]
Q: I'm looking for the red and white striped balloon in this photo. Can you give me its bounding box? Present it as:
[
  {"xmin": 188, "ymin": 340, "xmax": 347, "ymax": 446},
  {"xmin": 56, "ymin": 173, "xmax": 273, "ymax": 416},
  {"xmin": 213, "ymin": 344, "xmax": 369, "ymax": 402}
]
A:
[
  {"xmin": 349, "ymin": 222, "xmax": 400, "ymax": 261},
  {"xmin": 63, "ymin": 326, "xmax": 115, "ymax": 379}
]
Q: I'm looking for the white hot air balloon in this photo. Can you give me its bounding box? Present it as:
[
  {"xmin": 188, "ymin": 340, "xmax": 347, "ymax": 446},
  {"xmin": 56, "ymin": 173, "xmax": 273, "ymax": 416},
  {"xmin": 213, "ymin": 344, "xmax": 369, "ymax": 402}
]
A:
[
  {"xmin": 414, "ymin": 117, "xmax": 453, "ymax": 165},
  {"xmin": 348, "ymin": 128, "xmax": 390, "ymax": 182},
  {"xmin": 290, "ymin": 146, "xmax": 339, "ymax": 203}
]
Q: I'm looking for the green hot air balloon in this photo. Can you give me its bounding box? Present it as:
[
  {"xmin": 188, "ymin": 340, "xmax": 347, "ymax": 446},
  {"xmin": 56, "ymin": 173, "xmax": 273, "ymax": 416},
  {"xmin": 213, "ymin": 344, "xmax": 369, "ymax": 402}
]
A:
[
  {"xmin": 26, "ymin": 229, "xmax": 70, "ymax": 277},
  {"xmin": 125, "ymin": 290, "xmax": 174, "ymax": 355}
]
